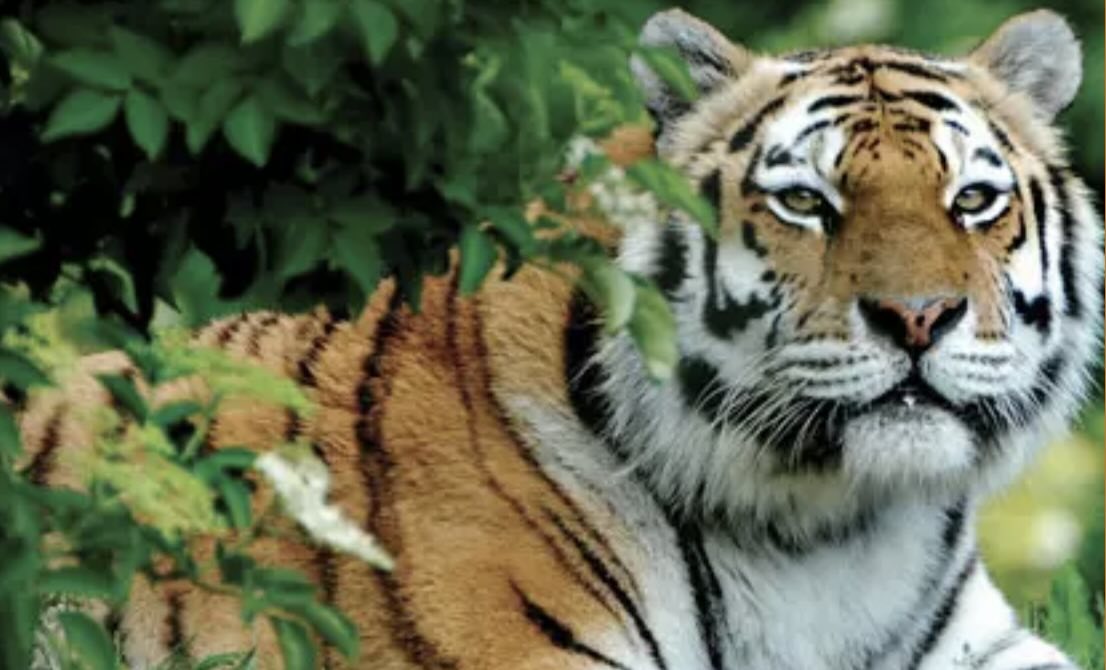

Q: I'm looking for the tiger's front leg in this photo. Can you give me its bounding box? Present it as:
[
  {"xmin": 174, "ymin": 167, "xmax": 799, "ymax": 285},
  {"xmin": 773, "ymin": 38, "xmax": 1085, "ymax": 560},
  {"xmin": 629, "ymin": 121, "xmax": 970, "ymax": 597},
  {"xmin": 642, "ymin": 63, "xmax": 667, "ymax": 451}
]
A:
[{"xmin": 917, "ymin": 561, "xmax": 1075, "ymax": 670}]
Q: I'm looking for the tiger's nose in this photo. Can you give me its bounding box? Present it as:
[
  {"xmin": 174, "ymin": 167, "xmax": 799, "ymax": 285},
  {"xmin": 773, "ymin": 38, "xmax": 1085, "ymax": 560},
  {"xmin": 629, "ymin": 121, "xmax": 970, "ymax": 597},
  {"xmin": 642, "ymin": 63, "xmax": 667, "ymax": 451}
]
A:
[{"xmin": 858, "ymin": 296, "xmax": 968, "ymax": 355}]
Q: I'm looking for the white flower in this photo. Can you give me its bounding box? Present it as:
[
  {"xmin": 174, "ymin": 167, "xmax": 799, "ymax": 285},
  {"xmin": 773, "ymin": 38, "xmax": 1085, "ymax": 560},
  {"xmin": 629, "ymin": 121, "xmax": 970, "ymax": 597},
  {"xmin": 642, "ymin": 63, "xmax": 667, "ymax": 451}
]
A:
[
  {"xmin": 255, "ymin": 450, "xmax": 394, "ymax": 571},
  {"xmin": 565, "ymin": 135, "xmax": 659, "ymax": 232}
]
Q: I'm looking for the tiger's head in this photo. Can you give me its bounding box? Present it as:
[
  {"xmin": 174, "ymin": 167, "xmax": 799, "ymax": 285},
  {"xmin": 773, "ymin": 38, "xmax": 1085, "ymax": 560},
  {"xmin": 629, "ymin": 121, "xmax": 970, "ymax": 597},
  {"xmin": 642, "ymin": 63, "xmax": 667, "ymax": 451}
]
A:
[{"xmin": 606, "ymin": 9, "xmax": 1102, "ymax": 528}]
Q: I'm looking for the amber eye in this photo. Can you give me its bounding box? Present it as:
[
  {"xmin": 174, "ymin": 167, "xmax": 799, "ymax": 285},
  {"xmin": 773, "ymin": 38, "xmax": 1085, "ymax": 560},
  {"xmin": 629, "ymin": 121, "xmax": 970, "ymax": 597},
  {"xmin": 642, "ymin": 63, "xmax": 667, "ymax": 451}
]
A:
[
  {"xmin": 952, "ymin": 185, "xmax": 997, "ymax": 214},
  {"xmin": 778, "ymin": 187, "xmax": 825, "ymax": 215}
]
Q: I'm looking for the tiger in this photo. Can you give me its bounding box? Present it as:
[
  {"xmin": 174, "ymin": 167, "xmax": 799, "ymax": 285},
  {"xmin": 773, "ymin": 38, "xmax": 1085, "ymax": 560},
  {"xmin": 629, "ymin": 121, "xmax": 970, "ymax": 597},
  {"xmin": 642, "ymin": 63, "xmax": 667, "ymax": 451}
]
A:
[{"xmin": 15, "ymin": 7, "xmax": 1102, "ymax": 670}]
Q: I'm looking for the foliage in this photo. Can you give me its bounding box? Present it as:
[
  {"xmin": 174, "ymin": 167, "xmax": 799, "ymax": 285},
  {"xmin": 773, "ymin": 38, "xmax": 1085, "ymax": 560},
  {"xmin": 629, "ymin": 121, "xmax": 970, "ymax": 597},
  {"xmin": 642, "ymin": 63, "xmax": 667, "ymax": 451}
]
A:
[{"xmin": 0, "ymin": 0, "xmax": 1100, "ymax": 667}]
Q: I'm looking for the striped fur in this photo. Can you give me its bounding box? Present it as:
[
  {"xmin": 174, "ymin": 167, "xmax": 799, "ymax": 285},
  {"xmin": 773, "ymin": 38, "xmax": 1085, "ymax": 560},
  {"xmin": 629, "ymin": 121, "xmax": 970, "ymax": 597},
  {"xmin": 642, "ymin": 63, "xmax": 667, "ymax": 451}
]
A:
[{"xmin": 17, "ymin": 9, "xmax": 1101, "ymax": 670}]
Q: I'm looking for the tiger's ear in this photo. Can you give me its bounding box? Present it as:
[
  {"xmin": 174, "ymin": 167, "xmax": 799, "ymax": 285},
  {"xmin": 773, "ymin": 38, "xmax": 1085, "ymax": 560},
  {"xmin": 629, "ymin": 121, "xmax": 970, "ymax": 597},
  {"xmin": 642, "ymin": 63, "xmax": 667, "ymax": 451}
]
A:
[
  {"xmin": 969, "ymin": 10, "xmax": 1082, "ymax": 120},
  {"xmin": 631, "ymin": 9, "xmax": 753, "ymax": 134}
]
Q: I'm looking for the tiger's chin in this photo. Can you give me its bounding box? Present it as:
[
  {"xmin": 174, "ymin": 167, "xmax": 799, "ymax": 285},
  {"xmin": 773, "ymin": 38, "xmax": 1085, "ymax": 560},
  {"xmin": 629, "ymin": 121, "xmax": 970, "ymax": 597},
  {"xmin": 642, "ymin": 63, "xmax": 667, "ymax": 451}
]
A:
[{"xmin": 838, "ymin": 404, "xmax": 979, "ymax": 494}]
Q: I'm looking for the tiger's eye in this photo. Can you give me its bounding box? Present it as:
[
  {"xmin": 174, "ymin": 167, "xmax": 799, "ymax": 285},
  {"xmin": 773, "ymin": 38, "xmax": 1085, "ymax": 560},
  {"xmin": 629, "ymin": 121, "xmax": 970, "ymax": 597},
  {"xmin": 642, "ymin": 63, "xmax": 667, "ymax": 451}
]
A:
[
  {"xmin": 953, "ymin": 186, "xmax": 994, "ymax": 213},
  {"xmin": 779, "ymin": 188, "xmax": 824, "ymax": 215}
]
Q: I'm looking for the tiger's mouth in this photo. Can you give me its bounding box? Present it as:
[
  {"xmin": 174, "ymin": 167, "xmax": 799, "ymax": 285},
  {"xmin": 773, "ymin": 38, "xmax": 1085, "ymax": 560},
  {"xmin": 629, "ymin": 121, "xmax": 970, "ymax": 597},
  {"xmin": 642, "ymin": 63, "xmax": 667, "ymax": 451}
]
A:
[{"xmin": 863, "ymin": 370, "xmax": 957, "ymax": 414}]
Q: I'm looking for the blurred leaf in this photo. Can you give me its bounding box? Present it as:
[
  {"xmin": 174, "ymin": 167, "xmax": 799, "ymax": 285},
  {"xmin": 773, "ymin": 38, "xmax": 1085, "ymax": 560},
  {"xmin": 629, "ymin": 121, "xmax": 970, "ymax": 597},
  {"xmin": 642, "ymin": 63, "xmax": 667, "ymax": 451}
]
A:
[
  {"xmin": 458, "ymin": 225, "xmax": 497, "ymax": 295},
  {"xmin": 236, "ymin": 0, "xmax": 291, "ymax": 43},
  {"xmin": 150, "ymin": 400, "xmax": 203, "ymax": 428},
  {"xmin": 288, "ymin": 0, "xmax": 344, "ymax": 45},
  {"xmin": 0, "ymin": 405, "xmax": 20, "ymax": 460},
  {"xmin": 194, "ymin": 448, "xmax": 258, "ymax": 482},
  {"xmin": 0, "ymin": 229, "xmax": 41, "ymax": 265},
  {"xmin": 216, "ymin": 476, "xmax": 253, "ymax": 530},
  {"xmin": 299, "ymin": 602, "xmax": 359, "ymax": 659},
  {"xmin": 223, "ymin": 94, "xmax": 277, "ymax": 167},
  {"xmin": 626, "ymin": 160, "xmax": 717, "ymax": 237},
  {"xmin": 173, "ymin": 44, "xmax": 241, "ymax": 87},
  {"xmin": 579, "ymin": 258, "xmax": 635, "ymax": 333},
  {"xmin": 0, "ymin": 348, "xmax": 50, "ymax": 388},
  {"xmin": 96, "ymin": 372, "xmax": 148, "ymax": 422},
  {"xmin": 282, "ymin": 40, "xmax": 344, "ymax": 96},
  {"xmin": 329, "ymin": 195, "xmax": 395, "ymax": 233},
  {"xmin": 187, "ymin": 78, "xmax": 246, "ymax": 154},
  {"xmin": 635, "ymin": 47, "xmax": 699, "ymax": 103},
  {"xmin": 124, "ymin": 89, "xmax": 170, "ymax": 160},
  {"xmin": 38, "ymin": 566, "xmax": 119, "ymax": 600},
  {"xmin": 350, "ymin": 0, "xmax": 399, "ymax": 65},
  {"xmin": 271, "ymin": 617, "xmax": 316, "ymax": 670},
  {"xmin": 52, "ymin": 49, "xmax": 131, "ymax": 90},
  {"xmin": 41, "ymin": 88, "xmax": 121, "ymax": 141},
  {"xmin": 0, "ymin": 19, "xmax": 43, "ymax": 70},
  {"xmin": 255, "ymin": 76, "xmax": 325, "ymax": 125},
  {"xmin": 627, "ymin": 281, "xmax": 677, "ymax": 381},
  {"xmin": 332, "ymin": 225, "xmax": 382, "ymax": 296},
  {"xmin": 109, "ymin": 27, "xmax": 172, "ymax": 84},
  {"xmin": 57, "ymin": 611, "xmax": 118, "ymax": 670}
]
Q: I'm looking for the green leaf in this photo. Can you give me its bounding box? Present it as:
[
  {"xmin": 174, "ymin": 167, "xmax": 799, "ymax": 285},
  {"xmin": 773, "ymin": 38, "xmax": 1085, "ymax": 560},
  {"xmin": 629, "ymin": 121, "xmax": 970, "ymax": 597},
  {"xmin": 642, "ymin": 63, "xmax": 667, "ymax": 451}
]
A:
[
  {"xmin": 95, "ymin": 373, "xmax": 148, "ymax": 422},
  {"xmin": 271, "ymin": 617, "xmax": 316, "ymax": 670},
  {"xmin": 635, "ymin": 47, "xmax": 699, "ymax": 103},
  {"xmin": 332, "ymin": 224, "xmax": 383, "ymax": 297},
  {"xmin": 0, "ymin": 405, "xmax": 20, "ymax": 460},
  {"xmin": 195, "ymin": 652, "xmax": 254, "ymax": 670},
  {"xmin": 173, "ymin": 43, "xmax": 241, "ymax": 87},
  {"xmin": 57, "ymin": 611, "xmax": 117, "ymax": 670},
  {"xmin": 216, "ymin": 476, "xmax": 252, "ymax": 529},
  {"xmin": 38, "ymin": 566, "xmax": 118, "ymax": 600},
  {"xmin": 255, "ymin": 76, "xmax": 325, "ymax": 125},
  {"xmin": 282, "ymin": 41, "xmax": 344, "ymax": 96},
  {"xmin": 627, "ymin": 282, "xmax": 677, "ymax": 381},
  {"xmin": 626, "ymin": 160, "xmax": 717, "ymax": 237},
  {"xmin": 328, "ymin": 196, "xmax": 395, "ymax": 234},
  {"xmin": 350, "ymin": 0, "xmax": 399, "ymax": 65},
  {"xmin": 223, "ymin": 94, "xmax": 277, "ymax": 167},
  {"xmin": 458, "ymin": 225, "xmax": 497, "ymax": 295},
  {"xmin": 470, "ymin": 92, "xmax": 509, "ymax": 152},
  {"xmin": 169, "ymin": 247, "xmax": 237, "ymax": 326},
  {"xmin": 235, "ymin": 0, "xmax": 291, "ymax": 43},
  {"xmin": 150, "ymin": 400, "xmax": 203, "ymax": 430},
  {"xmin": 579, "ymin": 259, "xmax": 635, "ymax": 334},
  {"xmin": 0, "ymin": 348, "xmax": 50, "ymax": 389},
  {"xmin": 52, "ymin": 49, "xmax": 131, "ymax": 90},
  {"xmin": 124, "ymin": 89, "xmax": 169, "ymax": 160},
  {"xmin": 41, "ymin": 88, "xmax": 121, "ymax": 141},
  {"xmin": 109, "ymin": 27, "xmax": 171, "ymax": 84},
  {"xmin": 187, "ymin": 78, "xmax": 246, "ymax": 154},
  {"xmin": 194, "ymin": 448, "xmax": 258, "ymax": 481},
  {"xmin": 300, "ymin": 602, "xmax": 359, "ymax": 659},
  {"xmin": 0, "ymin": 19, "xmax": 43, "ymax": 70},
  {"xmin": 0, "ymin": 228, "xmax": 41, "ymax": 265},
  {"xmin": 288, "ymin": 0, "xmax": 344, "ymax": 45}
]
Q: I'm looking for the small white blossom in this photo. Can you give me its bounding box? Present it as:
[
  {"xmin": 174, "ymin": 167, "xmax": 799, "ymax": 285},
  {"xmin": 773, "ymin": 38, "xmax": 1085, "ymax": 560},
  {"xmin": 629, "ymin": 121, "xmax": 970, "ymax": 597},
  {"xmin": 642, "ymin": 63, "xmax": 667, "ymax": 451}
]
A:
[
  {"xmin": 564, "ymin": 135, "xmax": 659, "ymax": 232},
  {"xmin": 255, "ymin": 450, "xmax": 394, "ymax": 571}
]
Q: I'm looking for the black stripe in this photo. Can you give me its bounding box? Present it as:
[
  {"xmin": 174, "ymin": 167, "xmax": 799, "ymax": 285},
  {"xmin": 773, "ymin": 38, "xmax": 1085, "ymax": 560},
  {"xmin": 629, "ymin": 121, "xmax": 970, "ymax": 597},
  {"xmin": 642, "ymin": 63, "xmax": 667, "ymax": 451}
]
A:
[
  {"xmin": 653, "ymin": 222, "xmax": 688, "ymax": 298},
  {"xmin": 214, "ymin": 313, "xmax": 250, "ymax": 346},
  {"xmin": 245, "ymin": 313, "xmax": 280, "ymax": 356},
  {"xmin": 297, "ymin": 319, "xmax": 339, "ymax": 387},
  {"xmin": 906, "ymin": 554, "xmax": 978, "ymax": 670},
  {"xmin": 165, "ymin": 590, "xmax": 188, "ymax": 656},
  {"xmin": 514, "ymin": 584, "xmax": 632, "ymax": 670},
  {"xmin": 972, "ymin": 147, "xmax": 1002, "ymax": 167},
  {"xmin": 729, "ymin": 97, "xmax": 786, "ymax": 152},
  {"xmin": 545, "ymin": 509, "xmax": 668, "ymax": 670},
  {"xmin": 702, "ymin": 235, "xmax": 776, "ymax": 339},
  {"xmin": 901, "ymin": 90, "xmax": 959, "ymax": 112},
  {"xmin": 25, "ymin": 403, "xmax": 65, "ymax": 486},
  {"xmin": 807, "ymin": 95, "xmax": 864, "ymax": 113},
  {"xmin": 988, "ymin": 120, "xmax": 1015, "ymax": 151},
  {"xmin": 1013, "ymin": 291, "xmax": 1051, "ymax": 334},
  {"xmin": 795, "ymin": 119, "xmax": 831, "ymax": 143},
  {"xmin": 1047, "ymin": 167, "xmax": 1083, "ymax": 319},
  {"xmin": 1005, "ymin": 213, "xmax": 1028, "ymax": 254},
  {"xmin": 676, "ymin": 524, "xmax": 725, "ymax": 670},
  {"xmin": 1028, "ymin": 178, "xmax": 1051, "ymax": 286},
  {"xmin": 877, "ymin": 60, "xmax": 953, "ymax": 82}
]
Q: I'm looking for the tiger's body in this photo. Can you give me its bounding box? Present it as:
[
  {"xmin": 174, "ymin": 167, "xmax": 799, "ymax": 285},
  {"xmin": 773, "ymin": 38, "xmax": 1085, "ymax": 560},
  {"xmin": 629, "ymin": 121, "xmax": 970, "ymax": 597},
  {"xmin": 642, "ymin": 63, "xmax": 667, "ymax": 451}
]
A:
[{"xmin": 16, "ymin": 8, "xmax": 1102, "ymax": 670}]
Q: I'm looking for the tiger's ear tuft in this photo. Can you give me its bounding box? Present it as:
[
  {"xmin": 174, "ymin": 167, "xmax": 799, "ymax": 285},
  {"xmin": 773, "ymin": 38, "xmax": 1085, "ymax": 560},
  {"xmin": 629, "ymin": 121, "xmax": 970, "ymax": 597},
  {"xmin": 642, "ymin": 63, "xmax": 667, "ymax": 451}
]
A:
[
  {"xmin": 969, "ymin": 10, "xmax": 1082, "ymax": 120},
  {"xmin": 631, "ymin": 9, "xmax": 752, "ymax": 134}
]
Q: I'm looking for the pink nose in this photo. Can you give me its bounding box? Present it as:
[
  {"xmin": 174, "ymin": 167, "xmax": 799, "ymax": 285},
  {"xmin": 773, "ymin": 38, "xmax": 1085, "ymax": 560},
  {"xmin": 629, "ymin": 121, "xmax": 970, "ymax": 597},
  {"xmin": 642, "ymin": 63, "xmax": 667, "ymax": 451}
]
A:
[{"xmin": 859, "ymin": 296, "xmax": 968, "ymax": 352}]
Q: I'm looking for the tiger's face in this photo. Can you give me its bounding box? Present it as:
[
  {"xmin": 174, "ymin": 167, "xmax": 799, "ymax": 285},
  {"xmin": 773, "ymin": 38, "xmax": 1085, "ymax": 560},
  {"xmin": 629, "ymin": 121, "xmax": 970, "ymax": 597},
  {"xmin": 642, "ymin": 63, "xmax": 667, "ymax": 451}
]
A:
[{"xmin": 620, "ymin": 9, "xmax": 1101, "ymax": 507}]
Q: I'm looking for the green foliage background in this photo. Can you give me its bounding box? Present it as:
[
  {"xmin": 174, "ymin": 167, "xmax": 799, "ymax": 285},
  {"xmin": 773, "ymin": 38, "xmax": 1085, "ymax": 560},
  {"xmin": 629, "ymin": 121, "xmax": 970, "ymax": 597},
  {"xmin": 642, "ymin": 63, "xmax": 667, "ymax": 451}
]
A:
[{"xmin": 0, "ymin": 0, "xmax": 1100, "ymax": 667}]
